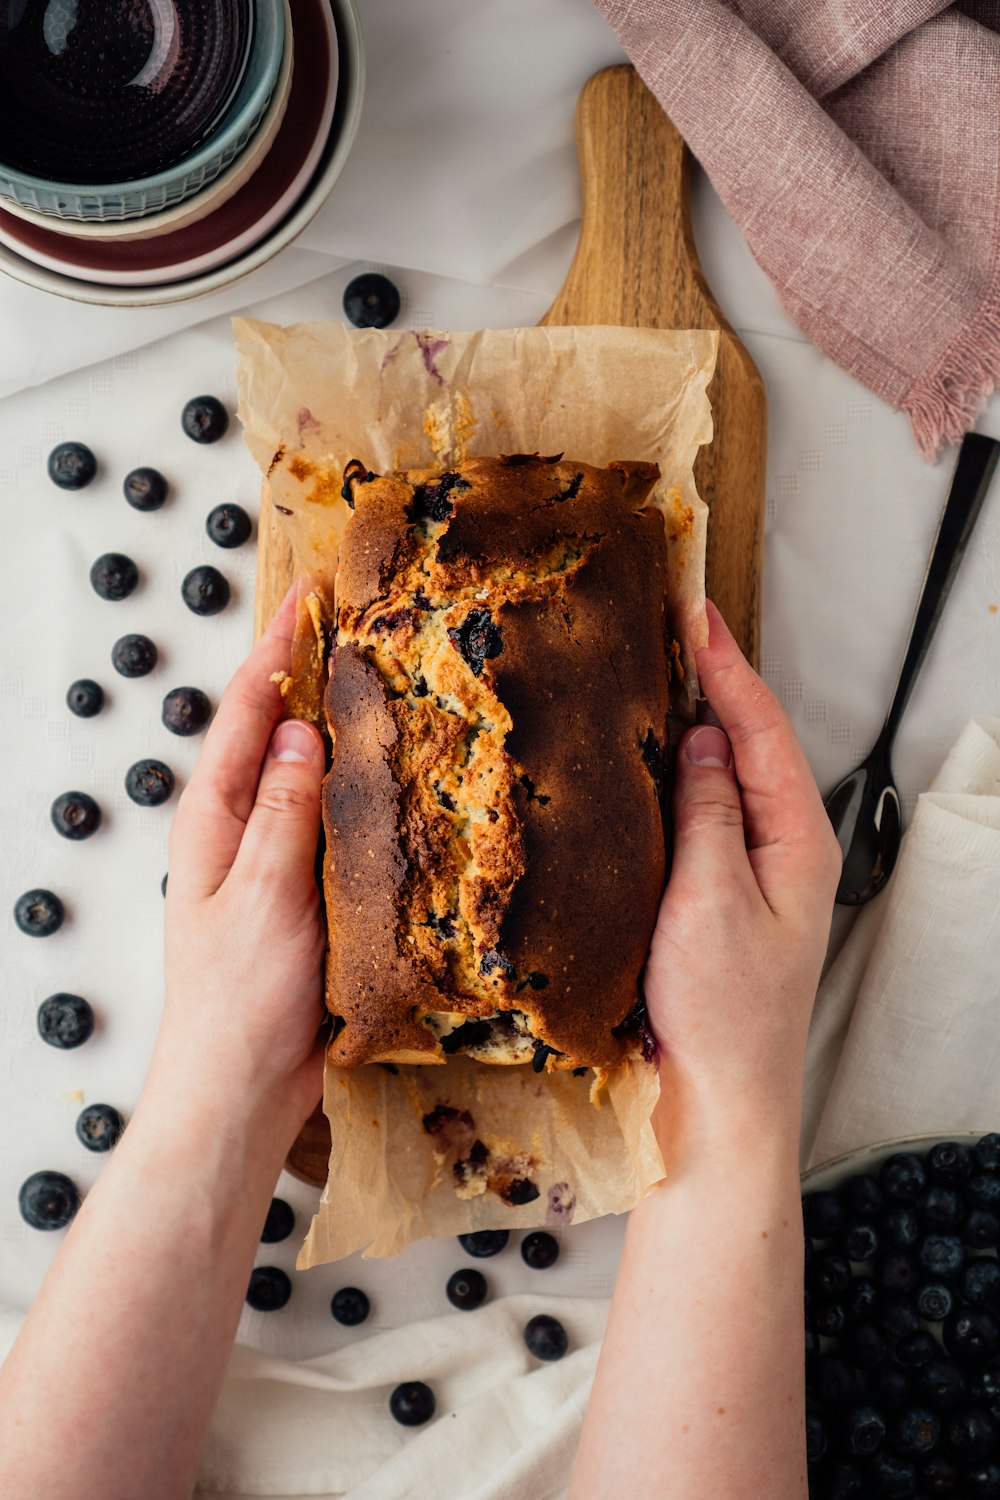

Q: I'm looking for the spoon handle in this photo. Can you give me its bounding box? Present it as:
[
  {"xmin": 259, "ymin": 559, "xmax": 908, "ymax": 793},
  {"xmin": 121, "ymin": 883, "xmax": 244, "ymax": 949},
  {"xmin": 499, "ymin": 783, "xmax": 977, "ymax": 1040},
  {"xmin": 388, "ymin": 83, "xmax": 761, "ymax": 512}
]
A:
[{"xmin": 879, "ymin": 431, "xmax": 1000, "ymax": 750}]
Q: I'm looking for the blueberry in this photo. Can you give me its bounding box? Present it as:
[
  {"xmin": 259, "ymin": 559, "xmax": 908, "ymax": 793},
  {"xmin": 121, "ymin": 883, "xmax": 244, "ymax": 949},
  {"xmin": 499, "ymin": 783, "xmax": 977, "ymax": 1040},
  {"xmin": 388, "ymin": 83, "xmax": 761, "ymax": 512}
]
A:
[
  {"xmin": 458, "ymin": 1230, "xmax": 509, "ymax": 1258},
  {"xmin": 877, "ymin": 1251, "xmax": 920, "ymax": 1295},
  {"xmin": 181, "ymin": 564, "xmax": 230, "ymax": 616},
  {"xmin": 918, "ymin": 1235, "xmax": 966, "ymax": 1281},
  {"xmin": 446, "ymin": 1268, "xmax": 487, "ymax": 1310},
  {"xmin": 967, "ymin": 1462, "xmax": 1000, "ymax": 1498},
  {"xmin": 50, "ymin": 790, "xmax": 101, "ymax": 841},
  {"xmin": 881, "ymin": 1154, "xmax": 927, "ymax": 1202},
  {"xmin": 844, "ymin": 1175, "xmax": 884, "ymax": 1220},
  {"xmin": 814, "ymin": 1300, "xmax": 848, "ymax": 1337},
  {"xmin": 66, "ymin": 678, "xmax": 104, "ymax": 717},
  {"xmin": 875, "ymin": 1297, "xmax": 922, "ymax": 1340},
  {"xmin": 246, "ymin": 1267, "xmax": 291, "ymax": 1311},
  {"xmin": 48, "ymin": 441, "xmax": 96, "ymax": 490},
  {"xmin": 331, "ymin": 1287, "xmax": 370, "ymax": 1326},
  {"xmin": 181, "ymin": 395, "xmax": 228, "ymax": 444},
  {"xmin": 389, "ymin": 1381, "xmax": 435, "ymax": 1426},
  {"xmin": 112, "ymin": 633, "xmax": 157, "ymax": 678},
  {"xmin": 13, "ymin": 888, "xmax": 64, "ymax": 937},
  {"xmin": 18, "ymin": 1170, "xmax": 80, "ymax": 1230},
  {"xmin": 521, "ymin": 1231, "xmax": 560, "ymax": 1270},
  {"xmin": 962, "ymin": 1261, "xmax": 1000, "ymax": 1309},
  {"xmin": 804, "ymin": 1324, "xmax": 819, "ymax": 1360},
  {"xmin": 847, "ymin": 1278, "xmax": 878, "ymax": 1321},
  {"xmin": 946, "ymin": 1406, "xmax": 997, "ymax": 1456},
  {"xmin": 841, "ymin": 1222, "xmax": 879, "ymax": 1262},
  {"xmin": 965, "ymin": 1210, "xmax": 1000, "ymax": 1250},
  {"xmin": 897, "ymin": 1332, "xmax": 940, "ymax": 1369},
  {"xmin": 845, "ymin": 1320, "xmax": 889, "ymax": 1368},
  {"xmin": 814, "ymin": 1354, "xmax": 860, "ymax": 1407},
  {"xmin": 814, "ymin": 1250, "xmax": 853, "ymax": 1297},
  {"xmin": 969, "ymin": 1363, "xmax": 1000, "ymax": 1417},
  {"xmin": 969, "ymin": 1174, "xmax": 1000, "ymax": 1209},
  {"xmin": 870, "ymin": 1449, "xmax": 918, "ymax": 1496},
  {"xmin": 919, "ymin": 1454, "xmax": 959, "ymax": 1494},
  {"xmin": 918, "ymin": 1358, "xmax": 968, "ymax": 1413},
  {"xmin": 261, "ymin": 1198, "xmax": 294, "ymax": 1243},
  {"xmin": 36, "ymin": 993, "xmax": 93, "ymax": 1049},
  {"xmin": 803, "ymin": 1190, "xmax": 844, "ymax": 1238},
  {"xmin": 524, "ymin": 1313, "xmax": 568, "ymax": 1361},
  {"xmin": 872, "ymin": 1364, "xmax": 912, "ymax": 1409},
  {"xmin": 975, "ymin": 1135, "xmax": 1000, "ymax": 1173},
  {"xmin": 894, "ymin": 1408, "xmax": 941, "ymax": 1459},
  {"xmin": 343, "ymin": 272, "xmax": 401, "ymax": 329},
  {"xmin": 827, "ymin": 1461, "xmax": 865, "ymax": 1499},
  {"xmin": 76, "ymin": 1103, "xmax": 124, "ymax": 1153},
  {"xmin": 448, "ymin": 608, "xmax": 502, "ymax": 677},
  {"xmin": 90, "ymin": 552, "xmax": 138, "ymax": 602},
  {"xmin": 917, "ymin": 1283, "xmax": 955, "ymax": 1322},
  {"xmin": 845, "ymin": 1403, "xmax": 887, "ymax": 1455},
  {"xmin": 927, "ymin": 1142, "xmax": 974, "ymax": 1186},
  {"xmin": 805, "ymin": 1411, "xmax": 827, "ymax": 1465},
  {"xmin": 944, "ymin": 1308, "xmax": 1000, "ymax": 1365},
  {"xmin": 921, "ymin": 1188, "xmax": 964, "ymax": 1233},
  {"xmin": 123, "ymin": 466, "xmax": 168, "ymax": 511},
  {"xmin": 882, "ymin": 1206, "xmax": 921, "ymax": 1251},
  {"xmin": 125, "ymin": 759, "xmax": 174, "ymax": 807},
  {"xmin": 205, "ymin": 502, "xmax": 252, "ymax": 549},
  {"xmin": 161, "ymin": 686, "xmax": 211, "ymax": 737}
]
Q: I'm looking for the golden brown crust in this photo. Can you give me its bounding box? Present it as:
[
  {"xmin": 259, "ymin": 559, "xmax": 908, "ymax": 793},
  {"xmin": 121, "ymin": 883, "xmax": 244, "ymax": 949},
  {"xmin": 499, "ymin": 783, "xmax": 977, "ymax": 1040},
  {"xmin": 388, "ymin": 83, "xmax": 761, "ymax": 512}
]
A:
[{"xmin": 324, "ymin": 454, "xmax": 669, "ymax": 1071}]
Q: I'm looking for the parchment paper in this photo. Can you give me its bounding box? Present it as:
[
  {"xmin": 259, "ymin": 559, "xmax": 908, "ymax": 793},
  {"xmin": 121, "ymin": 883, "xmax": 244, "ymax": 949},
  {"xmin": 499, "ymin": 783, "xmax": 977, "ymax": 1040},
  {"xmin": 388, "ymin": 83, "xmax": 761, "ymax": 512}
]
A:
[{"xmin": 235, "ymin": 319, "xmax": 718, "ymax": 1263}]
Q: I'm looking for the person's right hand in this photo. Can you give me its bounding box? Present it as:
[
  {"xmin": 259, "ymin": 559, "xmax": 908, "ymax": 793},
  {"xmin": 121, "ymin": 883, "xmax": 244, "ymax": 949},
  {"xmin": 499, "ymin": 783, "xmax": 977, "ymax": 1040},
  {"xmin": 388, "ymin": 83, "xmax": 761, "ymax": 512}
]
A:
[{"xmin": 644, "ymin": 601, "xmax": 841, "ymax": 1135}]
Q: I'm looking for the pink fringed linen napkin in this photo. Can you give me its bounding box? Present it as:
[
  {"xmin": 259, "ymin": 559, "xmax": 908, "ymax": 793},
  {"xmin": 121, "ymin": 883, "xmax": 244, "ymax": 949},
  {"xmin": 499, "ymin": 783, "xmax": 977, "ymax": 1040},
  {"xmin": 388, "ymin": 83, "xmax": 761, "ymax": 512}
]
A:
[{"xmin": 594, "ymin": 0, "xmax": 1000, "ymax": 460}]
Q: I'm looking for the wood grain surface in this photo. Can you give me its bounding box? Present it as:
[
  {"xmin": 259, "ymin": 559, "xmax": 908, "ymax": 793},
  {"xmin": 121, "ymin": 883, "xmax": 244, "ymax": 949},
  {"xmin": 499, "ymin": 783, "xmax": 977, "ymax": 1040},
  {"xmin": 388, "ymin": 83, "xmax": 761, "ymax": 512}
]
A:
[{"xmin": 256, "ymin": 64, "xmax": 767, "ymax": 1186}]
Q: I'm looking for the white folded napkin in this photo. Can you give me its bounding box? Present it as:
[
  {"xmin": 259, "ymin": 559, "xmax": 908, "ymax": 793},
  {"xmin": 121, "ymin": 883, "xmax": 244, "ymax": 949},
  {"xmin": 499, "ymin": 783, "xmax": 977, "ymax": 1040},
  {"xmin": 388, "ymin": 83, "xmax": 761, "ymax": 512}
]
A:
[{"xmin": 803, "ymin": 714, "xmax": 1000, "ymax": 1168}]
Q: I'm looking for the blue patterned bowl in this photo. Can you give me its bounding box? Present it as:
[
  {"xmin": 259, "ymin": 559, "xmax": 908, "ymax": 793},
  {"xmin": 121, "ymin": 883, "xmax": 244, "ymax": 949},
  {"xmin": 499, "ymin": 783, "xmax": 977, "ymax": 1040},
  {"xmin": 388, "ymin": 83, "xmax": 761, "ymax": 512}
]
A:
[{"xmin": 0, "ymin": 0, "xmax": 285, "ymax": 222}]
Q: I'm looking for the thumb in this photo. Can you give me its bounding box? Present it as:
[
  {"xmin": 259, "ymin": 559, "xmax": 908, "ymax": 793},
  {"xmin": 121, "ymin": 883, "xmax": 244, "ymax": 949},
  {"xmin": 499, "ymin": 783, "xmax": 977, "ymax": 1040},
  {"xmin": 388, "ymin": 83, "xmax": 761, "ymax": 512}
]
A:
[
  {"xmin": 233, "ymin": 718, "xmax": 326, "ymax": 885},
  {"xmin": 668, "ymin": 725, "xmax": 753, "ymax": 888}
]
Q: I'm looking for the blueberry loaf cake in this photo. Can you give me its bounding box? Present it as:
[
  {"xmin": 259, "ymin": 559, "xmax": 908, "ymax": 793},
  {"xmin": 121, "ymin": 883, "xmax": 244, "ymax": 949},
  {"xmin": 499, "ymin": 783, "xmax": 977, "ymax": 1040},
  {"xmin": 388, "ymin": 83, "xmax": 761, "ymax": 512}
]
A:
[{"xmin": 324, "ymin": 453, "xmax": 670, "ymax": 1073}]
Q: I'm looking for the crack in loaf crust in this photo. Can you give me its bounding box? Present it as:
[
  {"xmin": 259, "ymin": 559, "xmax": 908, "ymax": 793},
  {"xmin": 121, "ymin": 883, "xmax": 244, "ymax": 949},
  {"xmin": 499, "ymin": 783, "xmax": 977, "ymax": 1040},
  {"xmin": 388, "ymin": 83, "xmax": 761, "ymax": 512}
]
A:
[{"xmin": 323, "ymin": 454, "xmax": 670, "ymax": 1072}]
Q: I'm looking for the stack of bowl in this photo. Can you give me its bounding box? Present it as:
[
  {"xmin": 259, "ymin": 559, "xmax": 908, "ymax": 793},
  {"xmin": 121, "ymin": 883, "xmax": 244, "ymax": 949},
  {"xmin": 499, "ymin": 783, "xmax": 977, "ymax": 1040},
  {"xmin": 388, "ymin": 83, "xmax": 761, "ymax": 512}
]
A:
[{"xmin": 0, "ymin": 0, "xmax": 363, "ymax": 306}]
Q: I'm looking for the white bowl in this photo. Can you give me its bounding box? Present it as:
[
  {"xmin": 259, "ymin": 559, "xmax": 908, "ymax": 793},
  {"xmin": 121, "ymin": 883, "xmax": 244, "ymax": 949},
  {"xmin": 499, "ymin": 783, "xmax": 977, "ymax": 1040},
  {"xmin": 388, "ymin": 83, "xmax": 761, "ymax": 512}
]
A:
[{"xmin": 801, "ymin": 1132, "xmax": 994, "ymax": 1190}]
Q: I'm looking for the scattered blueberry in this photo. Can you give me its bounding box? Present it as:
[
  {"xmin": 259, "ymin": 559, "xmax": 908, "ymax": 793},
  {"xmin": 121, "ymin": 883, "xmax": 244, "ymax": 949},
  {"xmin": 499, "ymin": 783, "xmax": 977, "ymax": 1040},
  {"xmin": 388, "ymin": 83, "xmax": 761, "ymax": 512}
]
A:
[
  {"xmin": 90, "ymin": 552, "xmax": 138, "ymax": 602},
  {"xmin": 76, "ymin": 1103, "xmax": 124, "ymax": 1153},
  {"xmin": 125, "ymin": 759, "xmax": 174, "ymax": 807},
  {"xmin": 446, "ymin": 1269, "xmax": 487, "ymax": 1311},
  {"xmin": 48, "ymin": 441, "xmax": 96, "ymax": 490},
  {"xmin": 123, "ymin": 466, "xmax": 168, "ymax": 511},
  {"xmin": 181, "ymin": 395, "xmax": 229, "ymax": 444},
  {"xmin": 458, "ymin": 1230, "xmax": 509, "ymax": 1258},
  {"xmin": 18, "ymin": 1169, "xmax": 79, "ymax": 1230},
  {"xmin": 331, "ymin": 1287, "xmax": 370, "ymax": 1326},
  {"xmin": 181, "ymin": 564, "xmax": 229, "ymax": 616},
  {"xmin": 246, "ymin": 1267, "xmax": 291, "ymax": 1311},
  {"xmin": 918, "ymin": 1282, "xmax": 956, "ymax": 1322},
  {"xmin": 161, "ymin": 873, "xmax": 168, "ymax": 897},
  {"xmin": 13, "ymin": 888, "xmax": 64, "ymax": 937},
  {"xmin": 66, "ymin": 679, "xmax": 104, "ymax": 718},
  {"xmin": 206, "ymin": 502, "xmax": 252, "ymax": 549},
  {"xmin": 524, "ymin": 1313, "xmax": 568, "ymax": 1362},
  {"xmin": 521, "ymin": 1231, "xmax": 560, "ymax": 1270},
  {"xmin": 261, "ymin": 1198, "xmax": 294, "ymax": 1244},
  {"xmin": 343, "ymin": 272, "xmax": 401, "ymax": 329},
  {"xmin": 880, "ymin": 1153, "xmax": 927, "ymax": 1203},
  {"xmin": 50, "ymin": 790, "xmax": 101, "ymax": 841},
  {"xmin": 389, "ymin": 1381, "xmax": 435, "ymax": 1427},
  {"xmin": 36, "ymin": 993, "xmax": 93, "ymax": 1049},
  {"xmin": 161, "ymin": 686, "xmax": 211, "ymax": 737},
  {"xmin": 112, "ymin": 633, "xmax": 157, "ymax": 678}
]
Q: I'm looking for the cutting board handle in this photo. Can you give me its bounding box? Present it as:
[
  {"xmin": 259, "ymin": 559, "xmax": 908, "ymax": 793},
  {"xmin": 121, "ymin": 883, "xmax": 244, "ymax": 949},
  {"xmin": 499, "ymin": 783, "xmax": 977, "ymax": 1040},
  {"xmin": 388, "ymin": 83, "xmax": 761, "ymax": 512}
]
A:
[{"xmin": 542, "ymin": 64, "xmax": 726, "ymax": 332}]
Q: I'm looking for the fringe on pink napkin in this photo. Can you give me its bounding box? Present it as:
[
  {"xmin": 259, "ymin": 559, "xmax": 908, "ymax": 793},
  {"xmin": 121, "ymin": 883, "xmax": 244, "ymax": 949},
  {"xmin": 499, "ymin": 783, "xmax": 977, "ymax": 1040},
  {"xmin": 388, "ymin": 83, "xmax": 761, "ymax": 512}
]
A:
[{"xmin": 595, "ymin": 0, "xmax": 1000, "ymax": 460}]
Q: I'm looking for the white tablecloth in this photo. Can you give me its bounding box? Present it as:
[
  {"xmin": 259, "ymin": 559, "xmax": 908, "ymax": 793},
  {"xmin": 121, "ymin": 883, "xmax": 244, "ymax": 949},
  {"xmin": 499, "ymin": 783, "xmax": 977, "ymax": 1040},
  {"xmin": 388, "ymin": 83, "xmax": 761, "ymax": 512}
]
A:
[{"xmin": 1, "ymin": 0, "xmax": 999, "ymax": 1392}]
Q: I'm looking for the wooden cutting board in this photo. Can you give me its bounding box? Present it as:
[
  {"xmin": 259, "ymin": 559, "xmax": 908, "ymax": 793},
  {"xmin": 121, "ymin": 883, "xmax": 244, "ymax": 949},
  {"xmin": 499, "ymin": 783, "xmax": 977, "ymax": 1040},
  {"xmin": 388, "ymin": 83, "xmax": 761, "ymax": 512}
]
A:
[{"xmin": 255, "ymin": 64, "xmax": 767, "ymax": 1186}]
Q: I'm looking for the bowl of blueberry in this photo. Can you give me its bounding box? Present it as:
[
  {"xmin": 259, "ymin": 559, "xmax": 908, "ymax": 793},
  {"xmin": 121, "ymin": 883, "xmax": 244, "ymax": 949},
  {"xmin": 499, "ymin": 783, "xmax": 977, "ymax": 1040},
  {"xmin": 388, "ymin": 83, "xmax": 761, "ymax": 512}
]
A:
[{"xmin": 803, "ymin": 1132, "xmax": 1000, "ymax": 1498}]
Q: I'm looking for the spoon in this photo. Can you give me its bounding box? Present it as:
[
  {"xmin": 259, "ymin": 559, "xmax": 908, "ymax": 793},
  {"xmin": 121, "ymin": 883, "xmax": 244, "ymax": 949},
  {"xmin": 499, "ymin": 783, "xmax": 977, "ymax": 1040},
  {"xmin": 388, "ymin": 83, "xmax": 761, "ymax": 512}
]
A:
[{"xmin": 825, "ymin": 430, "xmax": 1000, "ymax": 905}]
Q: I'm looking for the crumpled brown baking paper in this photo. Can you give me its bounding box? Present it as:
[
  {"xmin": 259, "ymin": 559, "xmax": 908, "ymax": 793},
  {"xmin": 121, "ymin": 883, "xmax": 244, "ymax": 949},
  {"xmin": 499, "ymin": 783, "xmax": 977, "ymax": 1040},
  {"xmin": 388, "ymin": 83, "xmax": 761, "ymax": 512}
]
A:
[{"xmin": 234, "ymin": 319, "xmax": 718, "ymax": 1262}]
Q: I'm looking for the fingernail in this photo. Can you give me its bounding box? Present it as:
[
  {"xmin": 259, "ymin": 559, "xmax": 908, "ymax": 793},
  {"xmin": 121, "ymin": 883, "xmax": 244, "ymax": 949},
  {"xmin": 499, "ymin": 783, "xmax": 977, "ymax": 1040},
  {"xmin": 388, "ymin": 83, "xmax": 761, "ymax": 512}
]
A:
[
  {"xmin": 685, "ymin": 725, "xmax": 732, "ymax": 769},
  {"xmin": 270, "ymin": 719, "xmax": 318, "ymax": 763}
]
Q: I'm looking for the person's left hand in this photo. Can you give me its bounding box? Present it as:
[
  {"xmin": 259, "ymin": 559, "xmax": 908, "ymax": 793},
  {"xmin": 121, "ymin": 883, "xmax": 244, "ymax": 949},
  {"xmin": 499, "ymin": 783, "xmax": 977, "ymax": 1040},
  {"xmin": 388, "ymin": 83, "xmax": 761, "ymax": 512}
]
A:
[{"xmin": 155, "ymin": 587, "xmax": 328, "ymax": 1137}]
